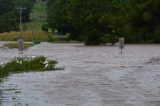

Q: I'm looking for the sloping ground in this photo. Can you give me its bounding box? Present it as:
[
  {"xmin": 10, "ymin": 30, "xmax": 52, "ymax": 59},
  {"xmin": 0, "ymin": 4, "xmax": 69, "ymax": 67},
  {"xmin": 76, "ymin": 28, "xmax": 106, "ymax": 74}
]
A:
[{"xmin": 1, "ymin": 43, "xmax": 160, "ymax": 106}]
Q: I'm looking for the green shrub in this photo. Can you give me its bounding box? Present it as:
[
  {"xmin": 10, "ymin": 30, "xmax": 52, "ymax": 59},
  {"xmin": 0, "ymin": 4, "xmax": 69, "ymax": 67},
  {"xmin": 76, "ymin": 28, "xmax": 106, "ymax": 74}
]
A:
[
  {"xmin": 99, "ymin": 34, "xmax": 110, "ymax": 45},
  {"xmin": 108, "ymin": 34, "xmax": 118, "ymax": 45},
  {"xmin": 41, "ymin": 24, "xmax": 49, "ymax": 32},
  {"xmin": 0, "ymin": 56, "xmax": 62, "ymax": 82},
  {"xmin": 48, "ymin": 35, "xmax": 56, "ymax": 42},
  {"xmin": 33, "ymin": 40, "xmax": 41, "ymax": 45}
]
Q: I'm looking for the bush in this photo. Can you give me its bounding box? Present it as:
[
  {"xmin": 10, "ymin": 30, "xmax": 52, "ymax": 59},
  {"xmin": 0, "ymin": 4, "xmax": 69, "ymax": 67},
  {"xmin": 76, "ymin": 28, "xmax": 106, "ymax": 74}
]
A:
[
  {"xmin": 41, "ymin": 24, "xmax": 49, "ymax": 32},
  {"xmin": 0, "ymin": 56, "xmax": 62, "ymax": 82},
  {"xmin": 33, "ymin": 40, "xmax": 41, "ymax": 45},
  {"xmin": 99, "ymin": 34, "xmax": 109, "ymax": 45},
  {"xmin": 108, "ymin": 34, "xmax": 118, "ymax": 45},
  {"xmin": 48, "ymin": 35, "xmax": 56, "ymax": 42}
]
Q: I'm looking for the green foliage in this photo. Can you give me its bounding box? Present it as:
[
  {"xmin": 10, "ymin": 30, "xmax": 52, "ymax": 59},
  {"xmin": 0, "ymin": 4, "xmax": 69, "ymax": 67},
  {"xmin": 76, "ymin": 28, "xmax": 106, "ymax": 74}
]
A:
[
  {"xmin": 0, "ymin": 56, "xmax": 61, "ymax": 82},
  {"xmin": 99, "ymin": 34, "xmax": 109, "ymax": 45},
  {"xmin": 0, "ymin": 0, "xmax": 17, "ymax": 33},
  {"xmin": 48, "ymin": 35, "xmax": 56, "ymax": 42},
  {"xmin": 0, "ymin": 0, "xmax": 35, "ymax": 33},
  {"xmin": 33, "ymin": 40, "xmax": 41, "ymax": 45},
  {"xmin": 14, "ymin": 0, "xmax": 35, "ymax": 23},
  {"xmin": 128, "ymin": 0, "xmax": 160, "ymax": 43},
  {"xmin": 0, "ymin": 12, "xmax": 19, "ymax": 33},
  {"xmin": 47, "ymin": 0, "xmax": 160, "ymax": 44},
  {"xmin": 41, "ymin": 24, "xmax": 49, "ymax": 32},
  {"xmin": 48, "ymin": 0, "xmax": 128, "ymax": 45}
]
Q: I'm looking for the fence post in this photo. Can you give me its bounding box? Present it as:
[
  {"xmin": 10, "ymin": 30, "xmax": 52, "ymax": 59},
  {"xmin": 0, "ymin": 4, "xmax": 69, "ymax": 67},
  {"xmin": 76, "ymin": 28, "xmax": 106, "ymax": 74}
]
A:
[
  {"xmin": 18, "ymin": 37, "xmax": 24, "ymax": 54},
  {"xmin": 119, "ymin": 38, "xmax": 124, "ymax": 54}
]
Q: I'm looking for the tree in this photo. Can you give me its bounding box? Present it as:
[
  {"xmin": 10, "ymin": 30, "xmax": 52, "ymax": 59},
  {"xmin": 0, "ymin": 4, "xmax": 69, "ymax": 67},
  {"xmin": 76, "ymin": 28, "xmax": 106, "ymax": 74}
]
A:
[
  {"xmin": 0, "ymin": 0, "xmax": 18, "ymax": 33},
  {"xmin": 41, "ymin": 24, "xmax": 49, "ymax": 32},
  {"xmin": 0, "ymin": 12, "xmax": 19, "ymax": 33},
  {"xmin": 48, "ymin": 0, "xmax": 127, "ymax": 45},
  {"xmin": 128, "ymin": 0, "xmax": 160, "ymax": 43},
  {"xmin": 14, "ymin": 0, "xmax": 35, "ymax": 23},
  {"xmin": 48, "ymin": 0, "xmax": 160, "ymax": 44},
  {"xmin": 0, "ymin": 0, "xmax": 35, "ymax": 33}
]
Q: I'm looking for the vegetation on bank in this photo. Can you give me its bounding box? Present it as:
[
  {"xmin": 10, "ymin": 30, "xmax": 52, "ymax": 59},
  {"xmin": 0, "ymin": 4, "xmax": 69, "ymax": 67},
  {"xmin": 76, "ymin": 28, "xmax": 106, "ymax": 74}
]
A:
[
  {"xmin": 0, "ymin": 0, "xmax": 49, "ymax": 42},
  {"xmin": 1, "ymin": 0, "xmax": 160, "ymax": 45},
  {"xmin": 3, "ymin": 42, "xmax": 32, "ymax": 49},
  {"xmin": 0, "ymin": 0, "xmax": 36, "ymax": 33},
  {"xmin": 0, "ymin": 32, "xmax": 48, "ymax": 42},
  {"xmin": 47, "ymin": 0, "xmax": 160, "ymax": 45},
  {"xmin": 0, "ymin": 56, "xmax": 62, "ymax": 82}
]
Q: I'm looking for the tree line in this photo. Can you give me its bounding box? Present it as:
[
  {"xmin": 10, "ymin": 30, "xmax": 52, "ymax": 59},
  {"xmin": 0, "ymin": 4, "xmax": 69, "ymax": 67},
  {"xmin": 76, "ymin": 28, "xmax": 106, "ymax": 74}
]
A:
[
  {"xmin": 0, "ymin": 0, "xmax": 36, "ymax": 33},
  {"xmin": 47, "ymin": 0, "xmax": 160, "ymax": 45}
]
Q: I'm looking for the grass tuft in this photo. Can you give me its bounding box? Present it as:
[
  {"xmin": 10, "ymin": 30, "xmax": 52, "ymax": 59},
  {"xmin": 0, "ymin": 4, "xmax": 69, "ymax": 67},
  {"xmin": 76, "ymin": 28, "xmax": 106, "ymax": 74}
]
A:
[{"xmin": 0, "ymin": 56, "xmax": 62, "ymax": 82}]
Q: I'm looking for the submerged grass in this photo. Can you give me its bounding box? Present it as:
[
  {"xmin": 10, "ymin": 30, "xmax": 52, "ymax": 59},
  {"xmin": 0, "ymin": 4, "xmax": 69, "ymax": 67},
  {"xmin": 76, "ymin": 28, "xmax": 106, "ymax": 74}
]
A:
[{"xmin": 0, "ymin": 56, "xmax": 62, "ymax": 82}]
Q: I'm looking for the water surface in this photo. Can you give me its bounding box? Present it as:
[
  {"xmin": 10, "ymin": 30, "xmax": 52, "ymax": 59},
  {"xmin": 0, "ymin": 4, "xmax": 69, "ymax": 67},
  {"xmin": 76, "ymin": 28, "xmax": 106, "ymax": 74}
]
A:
[{"xmin": 1, "ymin": 43, "xmax": 160, "ymax": 106}]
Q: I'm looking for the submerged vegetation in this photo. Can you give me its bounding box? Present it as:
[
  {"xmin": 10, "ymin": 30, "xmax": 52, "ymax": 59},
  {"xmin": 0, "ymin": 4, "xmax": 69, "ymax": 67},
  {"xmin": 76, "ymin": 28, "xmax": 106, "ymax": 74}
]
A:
[{"xmin": 0, "ymin": 56, "xmax": 62, "ymax": 82}]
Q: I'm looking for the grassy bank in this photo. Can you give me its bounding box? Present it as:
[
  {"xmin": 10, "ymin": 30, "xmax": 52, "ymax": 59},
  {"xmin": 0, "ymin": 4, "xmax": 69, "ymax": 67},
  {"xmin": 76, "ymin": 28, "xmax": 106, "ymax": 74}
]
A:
[
  {"xmin": 0, "ymin": 31, "xmax": 49, "ymax": 41},
  {"xmin": 3, "ymin": 42, "xmax": 32, "ymax": 49}
]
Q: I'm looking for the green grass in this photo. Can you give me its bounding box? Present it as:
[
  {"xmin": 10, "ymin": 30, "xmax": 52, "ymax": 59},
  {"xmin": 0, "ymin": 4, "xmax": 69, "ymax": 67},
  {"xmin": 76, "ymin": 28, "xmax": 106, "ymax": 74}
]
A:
[
  {"xmin": 0, "ymin": 31, "xmax": 49, "ymax": 41},
  {"xmin": 0, "ymin": 56, "xmax": 63, "ymax": 82},
  {"xmin": 3, "ymin": 42, "xmax": 32, "ymax": 49}
]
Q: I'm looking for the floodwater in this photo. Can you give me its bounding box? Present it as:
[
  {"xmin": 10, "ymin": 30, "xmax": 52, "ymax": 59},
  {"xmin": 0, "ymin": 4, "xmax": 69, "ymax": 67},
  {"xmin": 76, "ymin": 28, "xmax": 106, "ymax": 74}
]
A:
[{"xmin": 1, "ymin": 43, "xmax": 160, "ymax": 106}]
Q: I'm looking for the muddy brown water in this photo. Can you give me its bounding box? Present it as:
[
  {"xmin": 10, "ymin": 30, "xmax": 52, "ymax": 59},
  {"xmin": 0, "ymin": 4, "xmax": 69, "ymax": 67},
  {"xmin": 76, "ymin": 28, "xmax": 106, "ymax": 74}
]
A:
[{"xmin": 0, "ymin": 43, "xmax": 160, "ymax": 106}]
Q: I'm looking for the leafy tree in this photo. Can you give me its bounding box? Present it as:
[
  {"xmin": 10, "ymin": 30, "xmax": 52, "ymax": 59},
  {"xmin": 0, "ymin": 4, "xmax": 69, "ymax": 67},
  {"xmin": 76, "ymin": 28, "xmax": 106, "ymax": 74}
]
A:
[
  {"xmin": 0, "ymin": 0, "xmax": 35, "ymax": 33},
  {"xmin": 0, "ymin": 0, "xmax": 18, "ymax": 32},
  {"xmin": 41, "ymin": 24, "xmax": 49, "ymax": 32},
  {"xmin": 48, "ymin": 0, "xmax": 160, "ymax": 44},
  {"xmin": 0, "ymin": 12, "xmax": 19, "ymax": 33},
  {"xmin": 128, "ymin": 0, "xmax": 160, "ymax": 43},
  {"xmin": 14, "ymin": 0, "xmax": 35, "ymax": 23},
  {"xmin": 0, "ymin": 0, "xmax": 15, "ymax": 15},
  {"xmin": 48, "ymin": 0, "xmax": 127, "ymax": 45}
]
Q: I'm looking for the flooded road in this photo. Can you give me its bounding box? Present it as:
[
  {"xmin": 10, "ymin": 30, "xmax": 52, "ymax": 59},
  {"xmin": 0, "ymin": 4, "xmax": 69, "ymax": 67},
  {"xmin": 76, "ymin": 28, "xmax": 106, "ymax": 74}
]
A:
[{"xmin": 1, "ymin": 43, "xmax": 160, "ymax": 106}]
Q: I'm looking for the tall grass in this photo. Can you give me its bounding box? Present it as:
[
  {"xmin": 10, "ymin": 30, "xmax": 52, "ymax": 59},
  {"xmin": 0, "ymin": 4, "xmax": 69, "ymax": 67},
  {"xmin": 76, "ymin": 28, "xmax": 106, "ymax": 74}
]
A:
[
  {"xmin": 3, "ymin": 42, "xmax": 32, "ymax": 49},
  {"xmin": 0, "ymin": 32, "xmax": 49, "ymax": 41}
]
